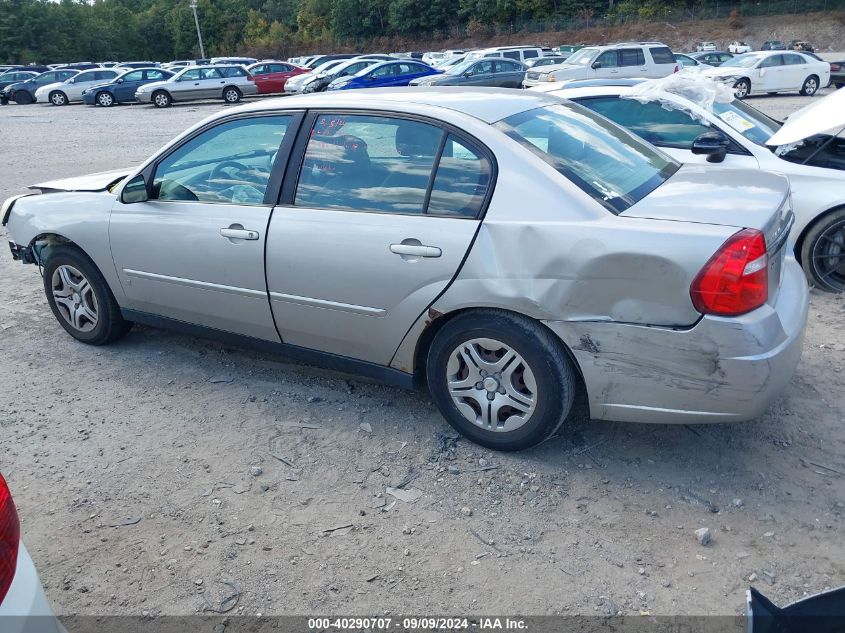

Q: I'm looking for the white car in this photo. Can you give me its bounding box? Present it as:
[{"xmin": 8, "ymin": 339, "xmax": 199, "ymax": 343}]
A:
[
  {"xmin": 728, "ymin": 41, "xmax": 753, "ymax": 54},
  {"xmin": 34, "ymin": 68, "xmax": 119, "ymax": 105},
  {"xmin": 522, "ymin": 42, "xmax": 678, "ymax": 88},
  {"xmin": 696, "ymin": 41, "xmax": 717, "ymax": 52},
  {"xmin": 0, "ymin": 474, "xmax": 63, "ymax": 633},
  {"xmin": 702, "ymin": 51, "xmax": 830, "ymax": 98},
  {"xmin": 540, "ymin": 75, "xmax": 845, "ymax": 291}
]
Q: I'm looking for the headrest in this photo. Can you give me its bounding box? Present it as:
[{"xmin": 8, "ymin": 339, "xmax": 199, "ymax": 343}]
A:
[{"xmin": 395, "ymin": 124, "xmax": 441, "ymax": 158}]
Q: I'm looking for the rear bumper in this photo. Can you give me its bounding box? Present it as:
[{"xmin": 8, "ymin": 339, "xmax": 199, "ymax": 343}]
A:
[
  {"xmin": 544, "ymin": 257, "xmax": 809, "ymax": 424},
  {"xmin": 0, "ymin": 543, "xmax": 63, "ymax": 633}
]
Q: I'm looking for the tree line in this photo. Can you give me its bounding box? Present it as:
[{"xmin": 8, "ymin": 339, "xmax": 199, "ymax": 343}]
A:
[{"xmin": 0, "ymin": 0, "xmax": 829, "ymax": 64}]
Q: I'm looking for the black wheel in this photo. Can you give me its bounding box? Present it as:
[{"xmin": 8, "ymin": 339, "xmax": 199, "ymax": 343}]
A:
[
  {"xmin": 152, "ymin": 90, "xmax": 171, "ymax": 108},
  {"xmin": 835, "ymin": 83, "xmax": 844, "ymax": 90},
  {"xmin": 42, "ymin": 245, "xmax": 132, "ymax": 345},
  {"xmin": 14, "ymin": 90, "xmax": 33, "ymax": 104},
  {"xmin": 96, "ymin": 91, "xmax": 115, "ymax": 107},
  {"xmin": 733, "ymin": 78, "xmax": 751, "ymax": 99},
  {"xmin": 800, "ymin": 209, "xmax": 845, "ymax": 292},
  {"xmin": 0, "ymin": 96, "xmax": 6, "ymax": 106},
  {"xmin": 426, "ymin": 309, "xmax": 576, "ymax": 451},
  {"xmin": 222, "ymin": 86, "xmax": 241, "ymax": 104},
  {"xmin": 800, "ymin": 75, "xmax": 819, "ymax": 96},
  {"xmin": 49, "ymin": 90, "xmax": 68, "ymax": 106}
]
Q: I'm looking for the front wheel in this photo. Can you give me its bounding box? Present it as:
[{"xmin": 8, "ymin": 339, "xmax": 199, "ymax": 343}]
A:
[
  {"xmin": 14, "ymin": 90, "xmax": 33, "ymax": 104},
  {"xmin": 733, "ymin": 78, "xmax": 750, "ymax": 99},
  {"xmin": 152, "ymin": 90, "xmax": 171, "ymax": 108},
  {"xmin": 96, "ymin": 91, "xmax": 115, "ymax": 107},
  {"xmin": 801, "ymin": 209, "xmax": 845, "ymax": 292},
  {"xmin": 42, "ymin": 245, "xmax": 132, "ymax": 344},
  {"xmin": 49, "ymin": 91, "xmax": 68, "ymax": 106},
  {"xmin": 426, "ymin": 310, "xmax": 576, "ymax": 451},
  {"xmin": 222, "ymin": 86, "xmax": 241, "ymax": 104},
  {"xmin": 800, "ymin": 75, "xmax": 819, "ymax": 96}
]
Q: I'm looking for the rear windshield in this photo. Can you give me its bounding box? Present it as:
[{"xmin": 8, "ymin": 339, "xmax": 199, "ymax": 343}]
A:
[{"xmin": 496, "ymin": 103, "xmax": 679, "ymax": 213}]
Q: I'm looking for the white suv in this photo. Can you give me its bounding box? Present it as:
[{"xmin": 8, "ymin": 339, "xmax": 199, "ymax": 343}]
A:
[
  {"xmin": 522, "ymin": 42, "xmax": 677, "ymax": 88},
  {"xmin": 465, "ymin": 46, "xmax": 544, "ymax": 64}
]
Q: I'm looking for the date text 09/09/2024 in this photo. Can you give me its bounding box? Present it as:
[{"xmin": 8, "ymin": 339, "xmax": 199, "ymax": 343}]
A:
[{"xmin": 307, "ymin": 617, "xmax": 527, "ymax": 630}]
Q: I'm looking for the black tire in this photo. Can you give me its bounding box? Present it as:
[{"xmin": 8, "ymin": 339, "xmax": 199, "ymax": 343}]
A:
[
  {"xmin": 835, "ymin": 83, "xmax": 844, "ymax": 90},
  {"xmin": 426, "ymin": 309, "xmax": 577, "ymax": 451},
  {"xmin": 800, "ymin": 75, "xmax": 819, "ymax": 96},
  {"xmin": 152, "ymin": 90, "xmax": 171, "ymax": 108},
  {"xmin": 42, "ymin": 245, "xmax": 132, "ymax": 345},
  {"xmin": 800, "ymin": 208, "xmax": 845, "ymax": 292},
  {"xmin": 733, "ymin": 78, "xmax": 751, "ymax": 99},
  {"xmin": 49, "ymin": 90, "xmax": 68, "ymax": 106},
  {"xmin": 14, "ymin": 90, "xmax": 33, "ymax": 104},
  {"xmin": 222, "ymin": 86, "xmax": 241, "ymax": 104},
  {"xmin": 96, "ymin": 91, "xmax": 114, "ymax": 107}
]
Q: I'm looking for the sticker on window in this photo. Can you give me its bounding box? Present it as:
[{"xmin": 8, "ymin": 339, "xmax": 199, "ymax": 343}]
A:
[{"xmin": 718, "ymin": 111, "xmax": 756, "ymax": 132}]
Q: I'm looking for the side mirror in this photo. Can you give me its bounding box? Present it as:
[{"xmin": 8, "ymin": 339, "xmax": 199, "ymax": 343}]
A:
[
  {"xmin": 463, "ymin": 71, "xmax": 473, "ymax": 77},
  {"xmin": 121, "ymin": 174, "xmax": 149, "ymax": 204},
  {"xmin": 759, "ymin": 69, "xmax": 766, "ymax": 77},
  {"xmin": 691, "ymin": 131, "xmax": 731, "ymax": 163},
  {"xmin": 116, "ymin": 78, "xmax": 124, "ymax": 83},
  {"xmin": 591, "ymin": 61, "xmax": 602, "ymax": 69}
]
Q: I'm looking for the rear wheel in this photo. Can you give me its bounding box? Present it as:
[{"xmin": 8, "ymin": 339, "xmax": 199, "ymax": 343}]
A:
[
  {"xmin": 14, "ymin": 90, "xmax": 33, "ymax": 104},
  {"xmin": 800, "ymin": 75, "xmax": 819, "ymax": 96},
  {"xmin": 42, "ymin": 246, "xmax": 132, "ymax": 345},
  {"xmin": 426, "ymin": 310, "xmax": 576, "ymax": 451},
  {"xmin": 152, "ymin": 90, "xmax": 171, "ymax": 108},
  {"xmin": 222, "ymin": 86, "xmax": 241, "ymax": 104},
  {"xmin": 49, "ymin": 90, "xmax": 68, "ymax": 106},
  {"xmin": 96, "ymin": 91, "xmax": 114, "ymax": 107},
  {"xmin": 733, "ymin": 78, "xmax": 751, "ymax": 99},
  {"xmin": 801, "ymin": 209, "xmax": 845, "ymax": 292}
]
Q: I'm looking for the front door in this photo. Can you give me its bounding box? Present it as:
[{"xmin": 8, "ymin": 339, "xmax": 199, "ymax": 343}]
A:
[
  {"xmin": 266, "ymin": 112, "xmax": 493, "ymax": 364},
  {"xmin": 109, "ymin": 113, "xmax": 300, "ymax": 341},
  {"xmin": 594, "ymin": 50, "xmax": 620, "ymax": 77}
]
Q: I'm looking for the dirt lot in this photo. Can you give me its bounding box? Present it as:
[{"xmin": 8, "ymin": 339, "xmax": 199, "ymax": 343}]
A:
[{"xmin": 1, "ymin": 88, "xmax": 843, "ymax": 618}]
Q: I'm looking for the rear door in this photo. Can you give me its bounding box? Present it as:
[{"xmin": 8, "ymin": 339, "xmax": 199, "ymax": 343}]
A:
[
  {"xmin": 493, "ymin": 60, "xmax": 525, "ymax": 87},
  {"xmin": 782, "ymin": 53, "xmax": 809, "ymax": 89},
  {"xmin": 617, "ymin": 48, "xmax": 647, "ymax": 78},
  {"xmin": 265, "ymin": 111, "xmax": 494, "ymax": 364},
  {"xmin": 759, "ymin": 54, "xmax": 786, "ymax": 91},
  {"xmin": 197, "ymin": 67, "xmax": 224, "ymax": 98}
]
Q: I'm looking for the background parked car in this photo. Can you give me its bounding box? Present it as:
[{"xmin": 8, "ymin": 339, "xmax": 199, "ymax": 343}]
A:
[
  {"xmin": 0, "ymin": 64, "xmax": 49, "ymax": 74},
  {"xmin": 410, "ymin": 58, "xmax": 525, "ymax": 87},
  {"xmin": 761, "ymin": 40, "xmax": 787, "ymax": 50},
  {"xmin": 116, "ymin": 61, "xmax": 160, "ymax": 69},
  {"xmin": 688, "ymin": 51, "xmax": 734, "ymax": 66},
  {"xmin": 695, "ymin": 41, "xmax": 717, "ymax": 52},
  {"xmin": 702, "ymin": 51, "xmax": 830, "ymax": 98},
  {"xmin": 135, "ymin": 64, "xmax": 257, "ymax": 107},
  {"xmin": 300, "ymin": 58, "xmax": 382, "ymax": 93},
  {"xmin": 210, "ymin": 56, "xmax": 256, "ymax": 65},
  {"xmin": 35, "ymin": 68, "xmax": 119, "ymax": 105},
  {"xmin": 674, "ymin": 53, "xmax": 705, "ymax": 70},
  {"xmin": 1, "ymin": 68, "xmax": 78, "ymax": 104},
  {"xmin": 327, "ymin": 60, "xmax": 438, "ymax": 90},
  {"xmin": 465, "ymin": 45, "xmax": 544, "ymax": 64},
  {"xmin": 830, "ymin": 60, "xmax": 845, "ymax": 88},
  {"xmin": 525, "ymin": 55, "xmax": 570, "ymax": 69},
  {"xmin": 728, "ymin": 41, "xmax": 753, "ymax": 54},
  {"xmin": 0, "ymin": 71, "xmax": 37, "ymax": 103},
  {"xmin": 247, "ymin": 61, "xmax": 308, "ymax": 94},
  {"xmin": 304, "ymin": 54, "xmax": 356, "ymax": 69},
  {"xmin": 82, "ymin": 67, "xmax": 174, "ymax": 106},
  {"xmin": 791, "ymin": 40, "xmax": 815, "ymax": 52},
  {"xmin": 284, "ymin": 59, "xmax": 347, "ymax": 94}
]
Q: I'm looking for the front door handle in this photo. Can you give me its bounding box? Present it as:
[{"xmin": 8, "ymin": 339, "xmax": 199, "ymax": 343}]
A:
[
  {"xmin": 390, "ymin": 243, "xmax": 441, "ymax": 258},
  {"xmin": 220, "ymin": 227, "xmax": 259, "ymax": 240}
]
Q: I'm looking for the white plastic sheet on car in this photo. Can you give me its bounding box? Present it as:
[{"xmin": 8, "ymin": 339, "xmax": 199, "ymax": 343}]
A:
[{"xmin": 622, "ymin": 70, "xmax": 736, "ymax": 124}]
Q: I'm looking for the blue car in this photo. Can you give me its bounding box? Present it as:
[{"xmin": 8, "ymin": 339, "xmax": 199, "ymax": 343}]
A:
[
  {"xmin": 327, "ymin": 60, "xmax": 439, "ymax": 90},
  {"xmin": 1, "ymin": 68, "xmax": 79, "ymax": 104},
  {"xmin": 82, "ymin": 67, "xmax": 174, "ymax": 106}
]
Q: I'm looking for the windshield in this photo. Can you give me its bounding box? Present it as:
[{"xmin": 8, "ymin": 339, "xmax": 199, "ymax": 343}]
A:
[
  {"xmin": 564, "ymin": 48, "xmax": 599, "ymax": 65},
  {"xmin": 313, "ymin": 60, "xmax": 342, "ymax": 74},
  {"xmin": 720, "ymin": 54, "xmax": 762, "ymax": 68},
  {"xmin": 446, "ymin": 60, "xmax": 475, "ymax": 75},
  {"xmin": 712, "ymin": 99, "xmax": 781, "ymax": 146},
  {"xmin": 496, "ymin": 103, "xmax": 679, "ymax": 214}
]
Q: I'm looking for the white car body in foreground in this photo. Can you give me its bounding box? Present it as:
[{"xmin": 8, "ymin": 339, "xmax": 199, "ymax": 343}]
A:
[
  {"xmin": 34, "ymin": 69, "xmax": 119, "ymax": 105},
  {"xmin": 702, "ymin": 51, "xmax": 830, "ymax": 98},
  {"xmin": 541, "ymin": 76, "xmax": 845, "ymax": 290}
]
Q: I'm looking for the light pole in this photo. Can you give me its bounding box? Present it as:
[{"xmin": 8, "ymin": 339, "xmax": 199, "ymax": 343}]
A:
[{"xmin": 190, "ymin": 0, "xmax": 206, "ymax": 60}]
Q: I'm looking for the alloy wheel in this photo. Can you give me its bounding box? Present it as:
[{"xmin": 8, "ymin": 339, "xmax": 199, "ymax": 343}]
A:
[
  {"xmin": 811, "ymin": 218, "xmax": 845, "ymax": 291},
  {"xmin": 224, "ymin": 88, "xmax": 239, "ymax": 103},
  {"xmin": 50, "ymin": 92, "xmax": 66, "ymax": 105},
  {"xmin": 804, "ymin": 77, "xmax": 818, "ymax": 95},
  {"xmin": 154, "ymin": 93, "xmax": 169, "ymax": 107},
  {"xmin": 734, "ymin": 81, "xmax": 749, "ymax": 98},
  {"xmin": 51, "ymin": 265, "xmax": 98, "ymax": 332},
  {"xmin": 446, "ymin": 337, "xmax": 537, "ymax": 432}
]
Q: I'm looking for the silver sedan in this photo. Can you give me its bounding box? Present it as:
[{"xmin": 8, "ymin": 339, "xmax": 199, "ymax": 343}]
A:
[
  {"xmin": 2, "ymin": 88, "xmax": 808, "ymax": 450},
  {"xmin": 135, "ymin": 64, "xmax": 258, "ymax": 107}
]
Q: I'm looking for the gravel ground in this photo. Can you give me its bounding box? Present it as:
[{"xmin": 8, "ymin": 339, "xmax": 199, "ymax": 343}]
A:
[{"xmin": 0, "ymin": 87, "xmax": 843, "ymax": 618}]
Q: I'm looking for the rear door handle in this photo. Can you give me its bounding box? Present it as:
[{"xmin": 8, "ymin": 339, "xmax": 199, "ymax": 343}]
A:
[
  {"xmin": 390, "ymin": 243, "xmax": 441, "ymax": 257},
  {"xmin": 220, "ymin": 227, "xmax": 259, "ymax": 240}
]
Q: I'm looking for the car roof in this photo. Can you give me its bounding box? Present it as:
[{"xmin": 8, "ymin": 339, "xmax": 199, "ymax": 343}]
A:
[{"xmin": 232, "ymin": 87, "xmax": 560, "ymax": 124}]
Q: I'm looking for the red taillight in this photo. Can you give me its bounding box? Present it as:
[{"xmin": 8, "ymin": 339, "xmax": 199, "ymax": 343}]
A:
[
  {"xmin": 0, "ymin": 474, "xmax": 21, "ymax": 605},
  {"xmin": 674, "ymin": 64, "xmax": 679, "ymax": 73},
  {"xmin": 246, "ymin": 73, "xmax": 255, "ymax": 81},
  {"xmin": 690, "ymin": 228, "xmax": 768, "ymax": 317},
  {"xmin": 831, "ymin": 63, "xmax": 841, "ymax": 72}
]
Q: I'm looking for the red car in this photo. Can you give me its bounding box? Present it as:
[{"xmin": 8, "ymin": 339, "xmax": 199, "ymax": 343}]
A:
[{"xmin": 247, "ymin": 62, "xmax": 309, "ymax": 94}]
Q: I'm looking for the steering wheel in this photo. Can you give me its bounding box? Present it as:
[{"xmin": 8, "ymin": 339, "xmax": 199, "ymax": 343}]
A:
[{"xmin": 209, "ymin": 160, "xmax": 251, "ymax": 181}]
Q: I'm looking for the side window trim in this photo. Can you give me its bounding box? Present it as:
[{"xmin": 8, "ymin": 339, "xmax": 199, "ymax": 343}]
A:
[
  {"xmin": 137, "ymin": 111, "xmax": 305, "ymax": 207},
  {"xmin": 279, "ymin": 108, "xmax": 498, "ymax": 220}
]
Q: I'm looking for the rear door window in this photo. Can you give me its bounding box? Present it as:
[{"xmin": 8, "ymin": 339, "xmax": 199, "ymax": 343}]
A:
[
  {"xmin": 649, "ymin": 47, "xmax": 676, "ymax": 65},
  {"xmin": 503, "ymin": 51, "xmax": 521, "ymax": 61},
  {"xmin": 619, "ymin": 49, "xmax": 645, "ymax": 66},
  {"xmin": 427, "ymin": 135, "xmax": 492, "ymax": 218},
  {"xmin": 523, "ymin": 50, "xmax": 539, "ymax": 59}
]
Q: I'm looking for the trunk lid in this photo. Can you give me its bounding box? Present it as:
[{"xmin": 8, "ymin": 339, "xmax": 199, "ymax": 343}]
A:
[{"xmin": 623, "ymin": 165, "xmax": 794, "ymax": 305}]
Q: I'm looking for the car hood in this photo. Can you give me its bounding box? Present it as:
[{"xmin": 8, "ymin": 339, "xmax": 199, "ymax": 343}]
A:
[
  {"xmin": 766, "ymin": 86, "xmax": 845, "ymax": 145},
  {"xmin": 137, "ymin": 79, "xmax": 171, "ymax": 91},
  {"xmin": 623, "ymin": 165, "xmax": 790, "ymax": 247},
  {"xmin": 34, "ymin": 81, "xmax": 64, "ymax": 94},
  {"xmin": 30, "ymin": 169, "xmax": 130, "ymax": 193}
]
